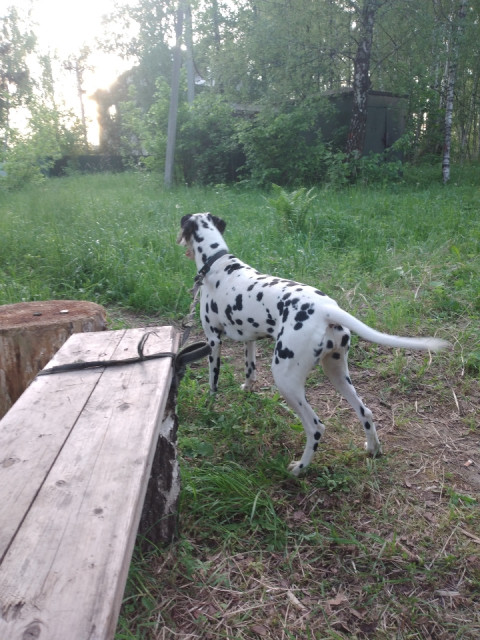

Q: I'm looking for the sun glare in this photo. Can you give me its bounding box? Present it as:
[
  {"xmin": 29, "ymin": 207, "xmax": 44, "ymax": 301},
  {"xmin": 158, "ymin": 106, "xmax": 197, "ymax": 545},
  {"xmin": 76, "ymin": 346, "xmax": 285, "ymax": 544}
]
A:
[{"xmin": 28, "ymin": 0, "xmax": 133, "ymax": 145}]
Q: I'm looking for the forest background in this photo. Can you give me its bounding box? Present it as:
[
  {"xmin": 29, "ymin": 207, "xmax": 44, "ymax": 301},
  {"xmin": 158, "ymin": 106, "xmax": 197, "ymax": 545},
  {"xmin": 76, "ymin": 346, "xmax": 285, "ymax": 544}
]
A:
[{"xmin": 1, "ymin": 0, "xmax": 479, "ymax": 191}]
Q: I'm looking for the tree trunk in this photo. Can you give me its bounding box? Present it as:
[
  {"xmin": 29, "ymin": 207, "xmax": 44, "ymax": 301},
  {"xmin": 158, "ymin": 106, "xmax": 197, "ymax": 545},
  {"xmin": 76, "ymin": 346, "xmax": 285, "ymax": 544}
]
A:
[
  {"xmin": 185, "ymin": 3, "xmax": 195, "ymax": 104},
  {"xmin": 164, "ymin": 2, "xmax": 185, "ymax": 187},
  {"xmin": 442, "ymin": 0, "xmax": 467, "ymax": 184},
  {"xmin": 345, "ymin": 0, "xmax": 379, "ymax": 157}
]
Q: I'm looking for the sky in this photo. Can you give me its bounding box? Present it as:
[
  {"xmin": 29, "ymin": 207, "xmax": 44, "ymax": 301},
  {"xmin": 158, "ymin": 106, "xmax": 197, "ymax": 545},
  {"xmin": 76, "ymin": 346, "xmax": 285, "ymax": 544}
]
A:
[{"xmin": 14, "ymin": 0, "xmax": 136, "ymax": 144}]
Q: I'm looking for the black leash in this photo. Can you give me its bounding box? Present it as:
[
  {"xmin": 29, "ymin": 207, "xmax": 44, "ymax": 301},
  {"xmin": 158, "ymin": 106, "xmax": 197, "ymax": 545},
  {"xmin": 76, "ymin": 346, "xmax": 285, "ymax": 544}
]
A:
[
  {"xmin": 181, "ymin": 249, "xmax": 228, "ymax": 347},
  {"xmin": 37, "ymin": 252, "xmax": 229, "ymax": 377}
]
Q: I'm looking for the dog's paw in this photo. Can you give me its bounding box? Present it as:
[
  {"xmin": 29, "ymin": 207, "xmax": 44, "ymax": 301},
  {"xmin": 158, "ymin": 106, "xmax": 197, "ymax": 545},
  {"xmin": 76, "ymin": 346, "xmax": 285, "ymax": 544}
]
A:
[
  {"xmin": 364, "ymin": 442, "xmax": 383, "ymax": 457},
  {"xmin": 241, "ymin": 381, "xmax": 255, "ymax": 392},
  {"xmin": 288, "ymin": 461, "xmax": 305, "ymax": 476}
]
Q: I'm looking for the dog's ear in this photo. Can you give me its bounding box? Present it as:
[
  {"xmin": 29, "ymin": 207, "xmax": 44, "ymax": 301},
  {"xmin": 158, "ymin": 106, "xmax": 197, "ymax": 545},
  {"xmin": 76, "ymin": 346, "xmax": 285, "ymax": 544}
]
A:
[
  {"xmin": 180, "ymin": 214, "xmax": 192, "ymax": 229},
  {"xmin": 177, "ymin": 214, "xmax": 196, "ymax": 245},
  {"xmin": 210, "ymin": 215, "xmax": 226, "ymax": 235}
]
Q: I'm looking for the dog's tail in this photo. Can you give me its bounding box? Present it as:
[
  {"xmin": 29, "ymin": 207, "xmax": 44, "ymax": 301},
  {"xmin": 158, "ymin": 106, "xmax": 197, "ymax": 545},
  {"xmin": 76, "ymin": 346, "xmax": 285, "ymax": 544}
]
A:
[{"xmin": 323, "ymin": 306, "xmax": 450, "ymax": 352}]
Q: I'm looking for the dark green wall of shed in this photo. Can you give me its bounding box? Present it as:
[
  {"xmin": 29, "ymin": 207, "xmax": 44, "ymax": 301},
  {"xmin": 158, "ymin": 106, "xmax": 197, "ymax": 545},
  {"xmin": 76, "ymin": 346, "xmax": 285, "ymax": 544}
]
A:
[{"xmin": 319, "ymin": 90, "xmax": 407, "ymax": 155}]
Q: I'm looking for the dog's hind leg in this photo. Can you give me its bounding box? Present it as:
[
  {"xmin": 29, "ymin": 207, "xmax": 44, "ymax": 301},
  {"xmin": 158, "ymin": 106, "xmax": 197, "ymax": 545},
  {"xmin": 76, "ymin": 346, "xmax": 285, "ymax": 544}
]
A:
[
  {"xmin": 241, "ymin": 341, "xmax": 257, "ymax": 391},
  {"xmin": 271, "ymin": 360, "xmax": 326, "ymax": 476},
  {"xmin": 321, "ymin": 350, "xmax": 381, "ymax": 456}
]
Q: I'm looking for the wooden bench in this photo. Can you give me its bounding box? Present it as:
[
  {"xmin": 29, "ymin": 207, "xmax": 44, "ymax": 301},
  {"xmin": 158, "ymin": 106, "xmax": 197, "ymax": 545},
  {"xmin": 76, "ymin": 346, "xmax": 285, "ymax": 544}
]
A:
[{"xmin": 0, "ymin": 326, "xmax": 180, "ymax": 640}]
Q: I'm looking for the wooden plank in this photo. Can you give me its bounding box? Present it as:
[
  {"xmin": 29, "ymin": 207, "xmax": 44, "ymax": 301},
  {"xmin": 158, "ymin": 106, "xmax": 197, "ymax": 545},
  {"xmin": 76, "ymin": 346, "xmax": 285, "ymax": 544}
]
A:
[
  {"xmin": 0, "ymin": 326, "xmax": 178, "ymax": 640},
  {"xmin": 0, "ymin": 329, "xmax": 124, "ymax": 561}
]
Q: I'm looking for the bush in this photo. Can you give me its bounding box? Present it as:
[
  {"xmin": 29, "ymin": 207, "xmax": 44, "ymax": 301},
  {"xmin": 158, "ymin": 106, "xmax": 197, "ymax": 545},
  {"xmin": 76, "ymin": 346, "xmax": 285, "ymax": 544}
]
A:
[
  {"xmin": 237, "ymin": 104, "xmax": 328, "ymax": 187},
  {"xmin": 177, "ymin": 93, "xmax": 241, "ymax": 184}
]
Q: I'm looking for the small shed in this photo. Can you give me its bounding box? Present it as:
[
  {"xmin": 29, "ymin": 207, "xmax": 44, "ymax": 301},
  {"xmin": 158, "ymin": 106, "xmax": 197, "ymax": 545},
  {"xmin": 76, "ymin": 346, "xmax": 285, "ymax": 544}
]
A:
[{"xmin": 320, "ymin": 89, "xmax": 407, "ymax": 155}]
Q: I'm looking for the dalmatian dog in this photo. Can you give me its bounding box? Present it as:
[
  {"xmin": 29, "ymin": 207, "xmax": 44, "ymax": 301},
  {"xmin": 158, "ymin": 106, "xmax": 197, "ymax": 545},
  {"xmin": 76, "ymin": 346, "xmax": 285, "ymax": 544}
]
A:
[{"xmin": 177, "ymin": 213, "xmax": 449, "ymax": 476}]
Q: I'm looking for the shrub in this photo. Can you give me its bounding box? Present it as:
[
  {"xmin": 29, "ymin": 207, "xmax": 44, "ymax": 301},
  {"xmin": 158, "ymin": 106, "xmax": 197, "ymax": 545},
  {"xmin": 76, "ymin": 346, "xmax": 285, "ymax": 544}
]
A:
[{"xmin": 177, "ymin": 93, "xmax": 241, "ymax": 185}]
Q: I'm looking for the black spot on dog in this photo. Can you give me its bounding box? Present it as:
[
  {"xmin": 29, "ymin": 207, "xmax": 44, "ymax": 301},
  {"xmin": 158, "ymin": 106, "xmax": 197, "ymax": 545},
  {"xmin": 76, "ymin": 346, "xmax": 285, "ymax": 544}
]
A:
[
  {"xmin": 283, "ymin": 292, "xmax": 292, "ymax": 300},
  {"xmin": 275, "ymin": 341, "xmax": 294, "ymax": 360},
  {"xmin": 193, "ymin": 229, "xmax": 204, "ymax": 244},
  {"xmin": 314, "ymin": 289, "xmax": 326, "ymax": 296},
  {"xmin": 332, "ymin": 352, "xmax": 341, "ymax": 360},
  {"xmin": 225, "ymin": 305, "xmax": 234, "ymax": 324},
  {"xmin": 360, "ymin": 406, "xmax": 365, "ymax": 416},
  {"xmin": 224, "ymin": 262, "xmax": 243, "ymax": 275},
  {"xmin": 326, "ymin": 340, "xmax": 334, "ymax": 349},
  {"xmin": 364, "ymin": 421, "xmax": 371, "ymax": 430},
  {"xmin": 204, "ymin": 315, "xmax": 210, "ymax": 324},
  {"xmin": 346, "ymin": 376, "xmax": 352, "ymax": 385},
  {"xmin": 233, "ymin": 294, "xmax": 243, "ymax": 311},
  {"xmin": 282, "ymin": 308, "xmax": 289, "ymax": 322},
  {"xmin": 314, "ymin": 431, "xmax": 321, "ymax": 440},
  {"xmin": 294, "ymin": 310, "xmax": 310, "ymax": 325},
  {"xmin": 211, "ymin": 300, "xmax": 218, "ymax": 314},
  {"xmin": 313, "ymin": 443, "xmax": 319, "ymax": 451},
  {"xmin": 341, "ymin": 334, "xmax": 349, "ymax": 347},
  {"xmin": 210, "ymin": 242, "xmax": 219, "ymax": 249},
  {"xmin": 247, "ymin": 283, "xmax": 256, "ymax": 291},
  {"xmin": 235, "ymin": 319, "xmax": 243, "ymax": 325},
  {"xmin": 257, "ymin": 292, "xmax": 263, "ymax": 302},
  {"xmin": 216, "ymin": 280, "xmax": 220, "ymax": 288},
  {"xmin": 334, "ymin": 325, "xmax": 343, "ymax": 331}
]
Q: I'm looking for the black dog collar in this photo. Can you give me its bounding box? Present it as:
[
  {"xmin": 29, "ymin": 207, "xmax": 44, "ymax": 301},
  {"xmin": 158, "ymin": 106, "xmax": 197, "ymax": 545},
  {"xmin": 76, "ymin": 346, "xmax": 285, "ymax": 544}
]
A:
[{"xmin": 194, "ymin": 249, "xmax": 229, "ymax": 284}]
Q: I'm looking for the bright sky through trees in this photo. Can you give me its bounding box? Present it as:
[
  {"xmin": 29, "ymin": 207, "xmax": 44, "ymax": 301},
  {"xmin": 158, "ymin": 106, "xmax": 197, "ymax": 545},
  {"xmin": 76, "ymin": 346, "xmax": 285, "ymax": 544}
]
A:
[{"xmin": 25, "ymin": 0, "xmax": 133, "ymax": 142}]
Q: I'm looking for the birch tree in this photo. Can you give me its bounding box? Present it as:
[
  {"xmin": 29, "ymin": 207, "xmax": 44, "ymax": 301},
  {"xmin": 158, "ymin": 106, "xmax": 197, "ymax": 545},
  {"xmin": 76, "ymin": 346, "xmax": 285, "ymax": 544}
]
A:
[
  {"xmin": 442, "ymin": 0, "xmax": 467, "ymax": 182},
  {"xmin": 345, "ymin": 0, "xmax": 382, "ymax": 157},
  {"xmin": 164, "ymin": 1, "xmax": 185, "ymax": 187}
]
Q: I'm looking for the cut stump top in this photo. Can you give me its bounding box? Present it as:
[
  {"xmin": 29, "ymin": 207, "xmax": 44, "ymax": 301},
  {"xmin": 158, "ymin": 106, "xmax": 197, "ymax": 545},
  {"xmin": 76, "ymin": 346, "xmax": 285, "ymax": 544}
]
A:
[{"xmin": 0, "ymin": 300, "xmax": 106, "ymax": 331}]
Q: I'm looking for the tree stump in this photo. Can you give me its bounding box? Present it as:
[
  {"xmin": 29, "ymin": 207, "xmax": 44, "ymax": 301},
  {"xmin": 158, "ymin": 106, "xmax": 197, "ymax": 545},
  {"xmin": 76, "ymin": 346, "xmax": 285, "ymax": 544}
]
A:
[{"xmin": 0, "ymin": 300, "xmax": 107, "ymax": 419}]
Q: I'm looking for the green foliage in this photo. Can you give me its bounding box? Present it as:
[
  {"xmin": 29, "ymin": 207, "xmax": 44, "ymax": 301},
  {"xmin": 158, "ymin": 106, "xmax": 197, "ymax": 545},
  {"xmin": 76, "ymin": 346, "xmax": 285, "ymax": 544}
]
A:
[
  {"xmin": 117, "ymin": 78, "xmax": 171, "ymax": 172},
  {"xmin": 0, "ymin": 6, "xmax": 36, "ymax": 135},
  {"xmin": 237, "ymin": 104, "xmax": 328, "ymax": 187},
  {"xmin": 0, "ymin": 104, "xmax": 84, "ymax": 190},
  {"xmin": 178, "ymin": 93, "xmax": 240, "ymax": 185}
]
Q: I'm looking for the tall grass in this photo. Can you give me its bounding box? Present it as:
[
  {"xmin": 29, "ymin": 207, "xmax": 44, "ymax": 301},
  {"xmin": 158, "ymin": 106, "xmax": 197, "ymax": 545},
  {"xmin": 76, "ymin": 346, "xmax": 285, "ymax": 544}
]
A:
[{"xmin": 1, "ymin": 167, "xmax": 479, "ymax": 333}]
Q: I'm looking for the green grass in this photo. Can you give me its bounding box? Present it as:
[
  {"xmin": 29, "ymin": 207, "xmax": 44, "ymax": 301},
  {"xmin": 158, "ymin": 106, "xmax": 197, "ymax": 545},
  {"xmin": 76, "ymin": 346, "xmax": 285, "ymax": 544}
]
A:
[{"xmin": 1, "ymin": 165, "xmax": 480, "ymax": 638}]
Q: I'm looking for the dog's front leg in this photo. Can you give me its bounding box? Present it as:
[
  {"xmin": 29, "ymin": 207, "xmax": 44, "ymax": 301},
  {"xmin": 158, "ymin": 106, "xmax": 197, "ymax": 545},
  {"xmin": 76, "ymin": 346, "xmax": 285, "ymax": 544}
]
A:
[
  {"xmin": 241, "ymin": 341, "xmax": 257, "ymax": 391},
  {"xmin": 207, "ymin": 331, "xmax": 222, "ymax": 393}
]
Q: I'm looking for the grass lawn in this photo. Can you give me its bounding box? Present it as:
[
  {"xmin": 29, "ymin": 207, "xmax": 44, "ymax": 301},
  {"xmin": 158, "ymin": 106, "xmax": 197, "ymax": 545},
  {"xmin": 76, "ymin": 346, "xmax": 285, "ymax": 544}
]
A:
[{"xmin": 1, "ymin": 166, "xmax": 479, "ymax": 638}]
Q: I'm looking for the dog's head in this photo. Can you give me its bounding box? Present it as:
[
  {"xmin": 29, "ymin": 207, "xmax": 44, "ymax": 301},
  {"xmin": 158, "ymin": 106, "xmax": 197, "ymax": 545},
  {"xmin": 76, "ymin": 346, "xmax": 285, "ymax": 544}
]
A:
[{"xmin": 177, "ymin": 213, "xmax": 227, "ymax": 259}]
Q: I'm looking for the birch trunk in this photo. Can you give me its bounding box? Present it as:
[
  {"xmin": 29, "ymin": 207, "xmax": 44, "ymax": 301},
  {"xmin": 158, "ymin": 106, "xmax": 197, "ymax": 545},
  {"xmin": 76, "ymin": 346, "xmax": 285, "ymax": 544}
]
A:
[
  {"xmin": 442, "ymin": 0, "xmax": 467, "ymax": 184},
  {"xmin": 164, "ymin": 2, "xmax": 185, "ymax": 187},
  {"xmin": 345, "ymin": 0, "xmax": 379, "ymax": 157}
]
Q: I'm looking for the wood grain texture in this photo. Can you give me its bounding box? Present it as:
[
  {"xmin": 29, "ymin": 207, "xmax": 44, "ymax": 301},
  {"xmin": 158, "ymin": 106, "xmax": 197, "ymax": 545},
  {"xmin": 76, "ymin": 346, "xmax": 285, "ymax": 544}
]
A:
[{"xmin": 0, "ymin": 326, "xmax": 179, "ymax": 640}]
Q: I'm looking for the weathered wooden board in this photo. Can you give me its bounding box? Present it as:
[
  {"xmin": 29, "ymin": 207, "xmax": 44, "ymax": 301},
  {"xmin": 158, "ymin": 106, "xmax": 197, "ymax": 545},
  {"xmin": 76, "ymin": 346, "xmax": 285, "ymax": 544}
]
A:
[{"xmin": 0, "ymin": 326, "xmax": 179, "ymax": 640}]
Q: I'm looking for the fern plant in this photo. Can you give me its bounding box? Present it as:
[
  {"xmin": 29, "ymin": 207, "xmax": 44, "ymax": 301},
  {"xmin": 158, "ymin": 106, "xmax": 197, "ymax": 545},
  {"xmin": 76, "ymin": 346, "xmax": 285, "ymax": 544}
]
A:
[{"xmin": 268, "ymin": 184, "xmax": 317, "ymax": 232}]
